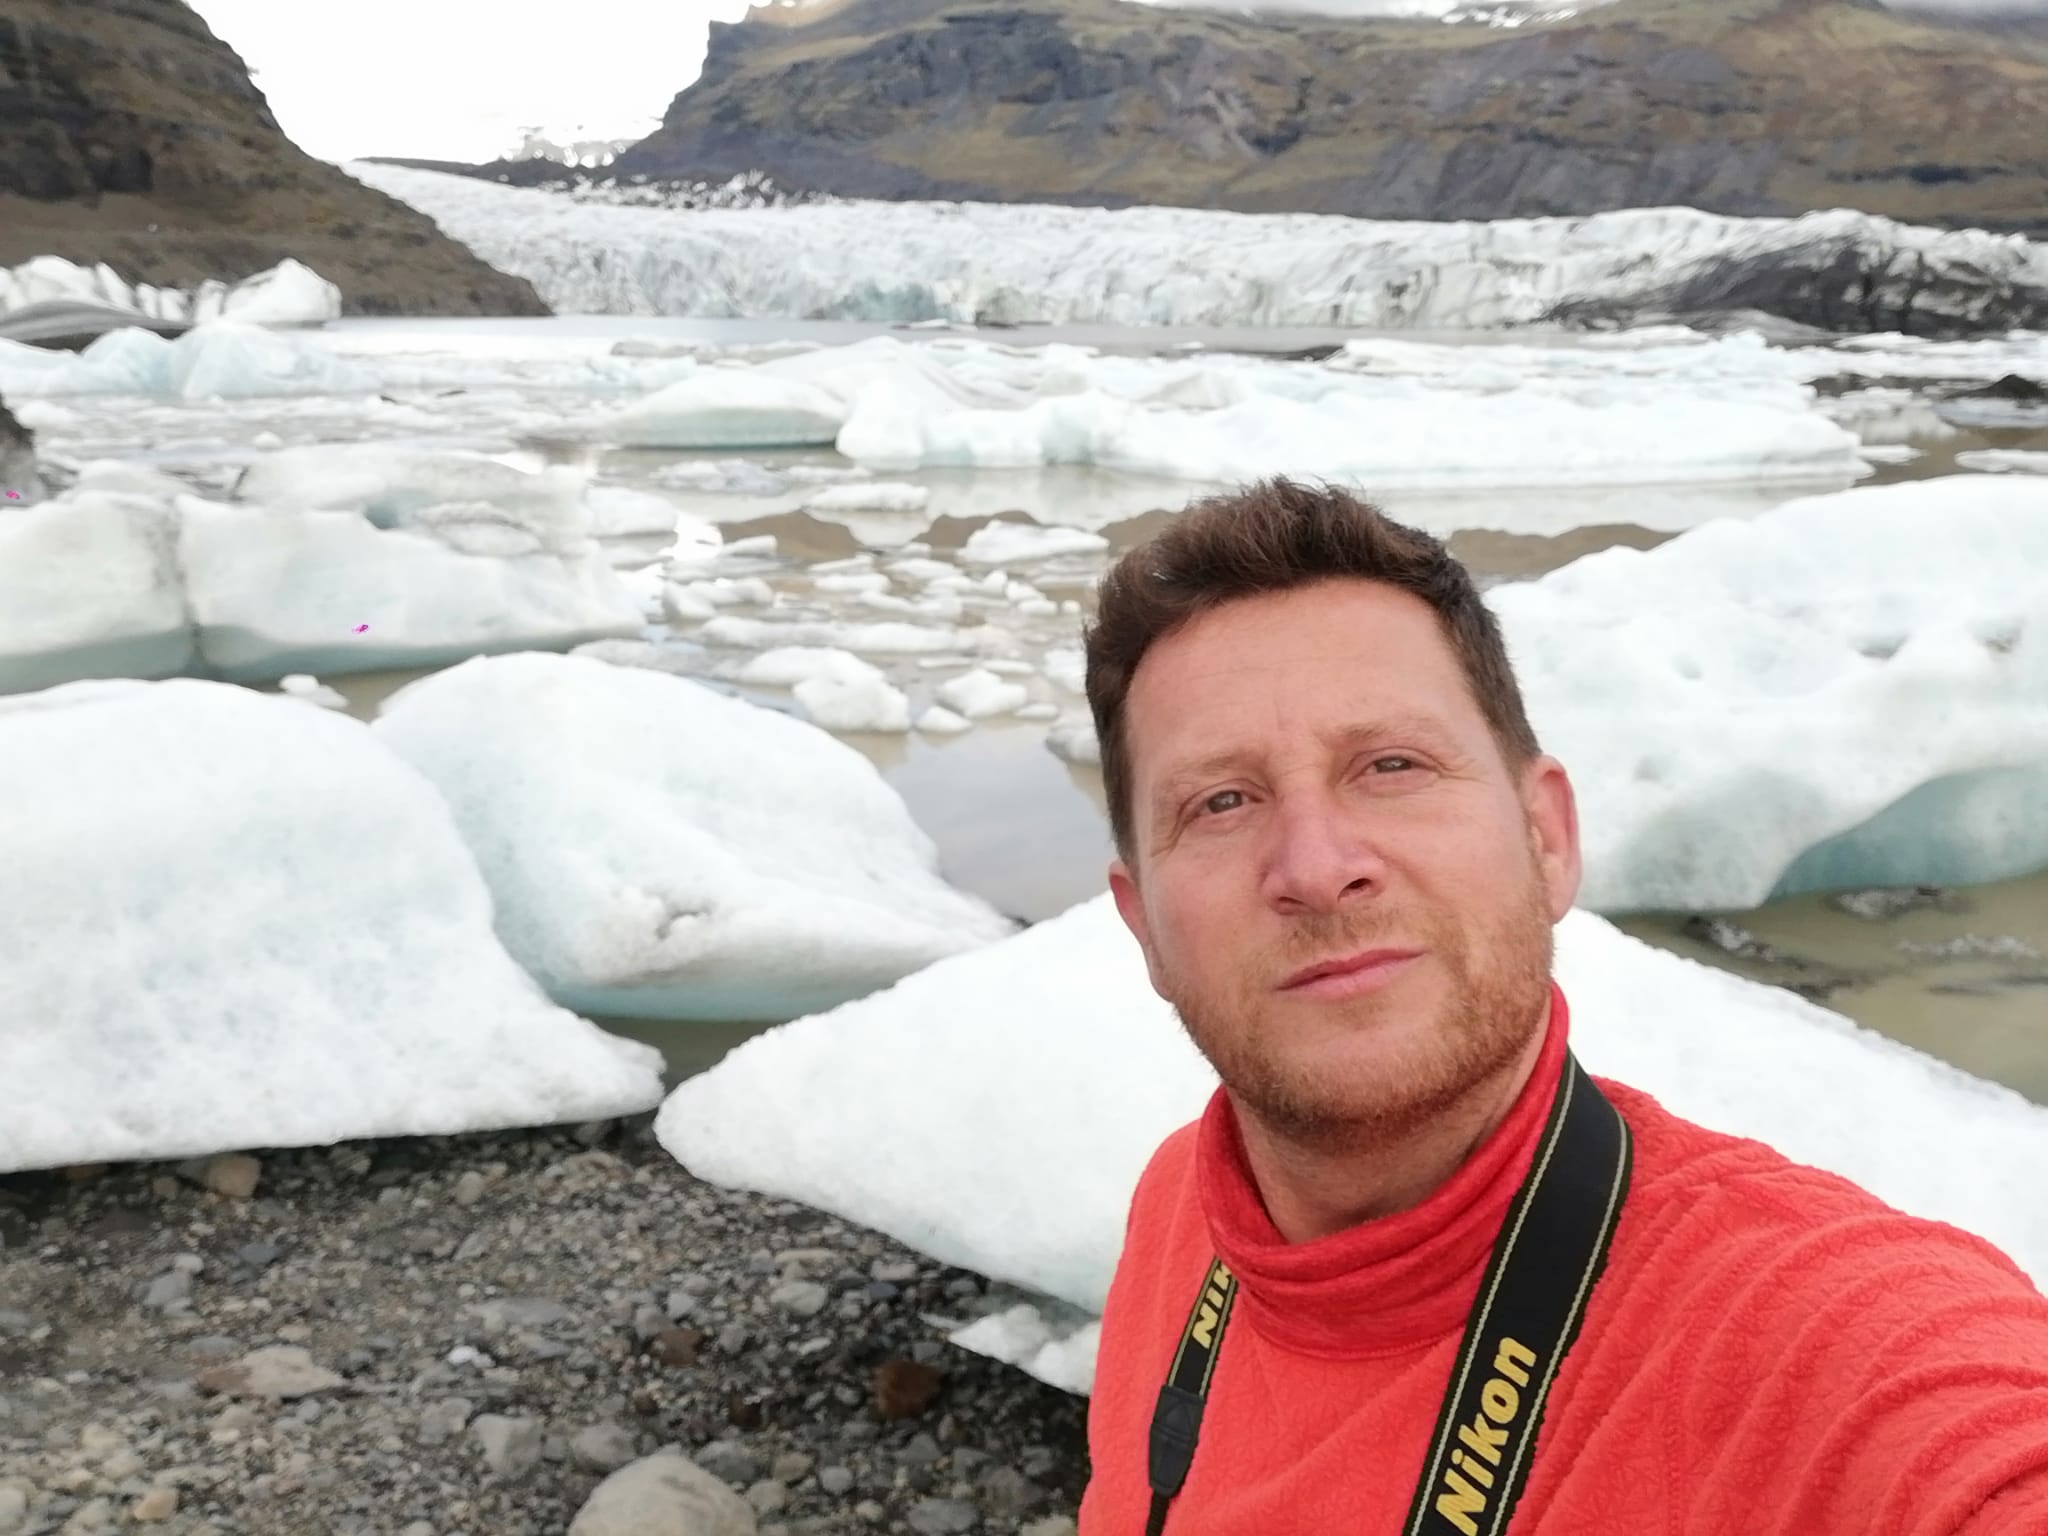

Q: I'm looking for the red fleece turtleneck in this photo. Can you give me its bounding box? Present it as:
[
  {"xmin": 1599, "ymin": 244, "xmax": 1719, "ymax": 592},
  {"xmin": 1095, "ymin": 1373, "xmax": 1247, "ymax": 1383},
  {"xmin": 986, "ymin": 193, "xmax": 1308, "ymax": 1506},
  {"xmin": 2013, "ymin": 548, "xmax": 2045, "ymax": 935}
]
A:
[{"xmin": 1080, "ymin": 985, "xmax": 2048, "ymax": 1536}]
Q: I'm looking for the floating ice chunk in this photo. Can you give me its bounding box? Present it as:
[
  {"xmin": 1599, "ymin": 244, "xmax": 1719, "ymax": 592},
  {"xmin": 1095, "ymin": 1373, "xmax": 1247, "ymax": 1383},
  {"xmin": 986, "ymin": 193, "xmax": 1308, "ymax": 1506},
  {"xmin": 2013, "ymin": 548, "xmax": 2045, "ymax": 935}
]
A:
[
  {"xmin": 178, "ymin": 494, "xmax": 643, "ymax": 682},
  {"xmin": 1493, "ymin": 475, "xmax": 2048, "ymax": 910},
  {"xmin": 813, "ymin": 572, "xmax": 894, "ymax": 595},
  {"xmin": 1046, "ymin": 721, "xmax": 1102, "ymax": 767},
  {"xmin": 936, "ymin": 668, "xmax": 1029, "ymax": 720},
  {"xmin": 1957, "ymin": 449, "xmax": 2048, "ymax": 475},
  {"xmin": 237, "ymin": 444, "xmax": 595, "ymax": 556},
  {"xmin": 1042, "ymin": 648, "xmax": 1087, "ymax": 695},
  {"xmin": 0, "ymin": 491, "xmax": 194, "ymax": 694},
  {"xmin": 1855, "ymin": 445, "xmax": 1922, "ymax": 465},
  {"xmin": 655, "ymin": 895, "xmax": 2048, "ymax": 1395},
  {"xmin": 218, "ymin": 258, "xmax": 344, "ymax": 325},
  {"xmin": 802, "ymin": 481, "xmax": 931, "ymax": 513},
  {"xmin": 612, "ymin": 370, "xmax": 848, "ymax": 449},
  {"xmin": 276, "ymin": 674, "xmax": 350, "ymax": 710},
  {"xmin": 738, "ymin": 646, "xmax": 875, "ymax": 687},
  {"xmin": 371, "ymin": 653, "xmax": 1014, "ymax": 1021},
  {"xmin": 957, "ymin": 521, "xmax": 1110, "ymax": 567},
  {"xmin": 0, "ymin": 677, "xmax": 664, "ymax": 1174},
  {"xmin": 587, "ymin": 484, "xmax": 694, "ymax": 536},
  {"xmin": 701, "ymin": 616, "xmax": 977, "ymax": 656},
  {"xmin": 1014, "ymin": 703, "xmax": 1061, "ymax": 722},
  {"xmin": 916, "ymin": 705, "xmax": 973, "ymax": 735}
]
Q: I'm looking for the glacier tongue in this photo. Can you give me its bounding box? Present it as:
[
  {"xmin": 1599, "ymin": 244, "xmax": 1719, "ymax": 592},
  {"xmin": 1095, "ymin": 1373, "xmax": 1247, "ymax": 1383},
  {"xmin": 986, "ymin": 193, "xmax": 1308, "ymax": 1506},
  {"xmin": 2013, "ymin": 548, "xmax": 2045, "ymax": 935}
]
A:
[{"xmin": 346, "ymin": 162, "xmax": 2048, "ymax": 337}]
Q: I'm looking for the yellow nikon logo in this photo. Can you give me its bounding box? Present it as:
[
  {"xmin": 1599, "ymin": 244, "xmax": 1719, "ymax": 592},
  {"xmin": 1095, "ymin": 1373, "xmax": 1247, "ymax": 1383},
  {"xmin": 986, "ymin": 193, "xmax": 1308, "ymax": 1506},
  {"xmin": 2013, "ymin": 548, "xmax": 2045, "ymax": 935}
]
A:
[
  {"xmin": 1190, "ymin": 1262, "xmax": 1232, "ymax": 1348},
  {"xmin": 1434, "ymin": 1336, "xmax": 1538, "ymax": 1536}
]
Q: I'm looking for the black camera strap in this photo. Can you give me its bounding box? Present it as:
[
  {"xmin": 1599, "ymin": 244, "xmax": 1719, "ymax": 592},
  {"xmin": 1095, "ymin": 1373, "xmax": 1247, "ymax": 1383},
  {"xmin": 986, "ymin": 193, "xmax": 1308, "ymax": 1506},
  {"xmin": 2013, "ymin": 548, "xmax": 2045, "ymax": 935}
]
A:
[{"xmin": 1144, "ymin": 1050, "xmax": 1631, "ymax": 1536}]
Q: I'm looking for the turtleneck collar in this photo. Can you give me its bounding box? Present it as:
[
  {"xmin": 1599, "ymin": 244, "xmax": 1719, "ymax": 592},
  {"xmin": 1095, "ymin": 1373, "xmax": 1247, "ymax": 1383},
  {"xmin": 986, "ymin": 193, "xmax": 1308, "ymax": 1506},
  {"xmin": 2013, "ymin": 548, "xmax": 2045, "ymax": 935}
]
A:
[{"xmin": 1194, "ymin": 981, "xmax": 1571, "ymax": 1361}]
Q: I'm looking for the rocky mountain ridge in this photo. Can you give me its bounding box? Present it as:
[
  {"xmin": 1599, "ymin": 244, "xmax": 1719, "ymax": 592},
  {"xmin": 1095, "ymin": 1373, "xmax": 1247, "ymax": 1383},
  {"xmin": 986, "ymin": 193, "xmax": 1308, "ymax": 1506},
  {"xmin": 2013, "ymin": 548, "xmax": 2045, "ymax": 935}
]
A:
[{"xmin": 613, "ymin": 0, "xmax": 2048, "ymax": 236}]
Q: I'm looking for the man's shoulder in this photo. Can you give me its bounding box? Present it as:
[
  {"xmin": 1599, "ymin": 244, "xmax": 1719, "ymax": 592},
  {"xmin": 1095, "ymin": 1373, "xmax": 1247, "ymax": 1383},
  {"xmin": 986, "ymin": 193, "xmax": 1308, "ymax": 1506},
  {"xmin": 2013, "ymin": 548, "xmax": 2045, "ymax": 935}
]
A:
[{"xmin": 1599, "ymin": 1075, "xmax": 2044, "ymax": 1318}]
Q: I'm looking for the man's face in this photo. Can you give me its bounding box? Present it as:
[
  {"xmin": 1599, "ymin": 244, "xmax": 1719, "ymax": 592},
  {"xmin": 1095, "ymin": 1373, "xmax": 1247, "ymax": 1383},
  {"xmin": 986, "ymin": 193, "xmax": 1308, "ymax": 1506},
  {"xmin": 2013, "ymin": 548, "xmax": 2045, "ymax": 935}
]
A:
[{"xmin": 1108, "ymin": 578, "xmax": 1582, "ymax": 1156}]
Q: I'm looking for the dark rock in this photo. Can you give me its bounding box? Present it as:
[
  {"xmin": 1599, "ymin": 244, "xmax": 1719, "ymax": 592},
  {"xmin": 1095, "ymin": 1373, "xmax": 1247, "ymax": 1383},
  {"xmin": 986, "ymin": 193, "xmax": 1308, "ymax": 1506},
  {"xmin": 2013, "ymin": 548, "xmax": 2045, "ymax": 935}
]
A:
[
  {"xmin": 873, "ymin": 1358, "xmax": 946, "ymax": 1420},
  {"xmin": 648, "ymin": 1327, "xmax": 705, "ymax": 1367}
]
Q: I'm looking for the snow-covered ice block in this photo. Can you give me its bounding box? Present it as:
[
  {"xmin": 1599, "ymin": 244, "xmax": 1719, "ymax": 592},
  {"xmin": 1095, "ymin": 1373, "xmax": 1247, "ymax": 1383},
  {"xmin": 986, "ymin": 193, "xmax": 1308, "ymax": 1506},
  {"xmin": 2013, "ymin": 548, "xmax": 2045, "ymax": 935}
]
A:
[
  {"xmin": 217, "ymin": 258, "xmax": 344, "ymax": 326},
  {"xmin": 917, "ymin": 705, "xmax": 972, "ymax": 735},
  {"xmin": 1957, "ymin": 449, "xmax": 2048, "ymax": 475},
  {"xmin": 656, "ymin": 895, "xmax": 2048, "ymax": 1394},
  {"xmin": 372, "ymin": 653, "xmax": 1015, "ymax": 1021},
  {"xmin": 237, "ymin": 444, "xmax": 595, "ymax": 554},
  {"xmin": 0, "ymin": 320, "xmax": 373, "ymax": 400},
  {"xmin": 803, "ymin": 481, "xmax": 932, "ymax": 513},
  {"xmin": 0, "ymin": 255, "xmax": 341, "ymax": 327},
  {"xmin": 935, "ymin": 667, "xmax": 1028, "ymax": 720},
  {"xmin": 178, "ymin": 496, "xmax": 644, "ymax": 682},
  {"xmin": 0, "ymin": 678, "xmax": 664, "ymax": 1174},
  {"xmin": 738, "ymin": 646, "xmax": 912, "ymax": 733},
  {"xmin": 958, "ymin": 523, "xmax": 1111, "ymax": 567},
  {"xmin": 0, "ymin": 489, "xmax": 195, "ymax": 694},
  {"xmin": 611, "ymin": 371, "xmax": 847, "ymax": 448},
  {"xmin": 1496, "ymin": 476, "xmax": 2048, "ymax": 911}
]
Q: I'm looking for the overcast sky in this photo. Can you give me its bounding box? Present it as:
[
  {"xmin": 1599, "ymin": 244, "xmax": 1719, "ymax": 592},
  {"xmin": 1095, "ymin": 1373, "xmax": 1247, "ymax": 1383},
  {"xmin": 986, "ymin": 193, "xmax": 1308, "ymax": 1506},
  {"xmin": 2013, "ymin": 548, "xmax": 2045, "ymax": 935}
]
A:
[{"xmin": 189, "ymin": 0, "xmax": 2048, "ymax": 165}]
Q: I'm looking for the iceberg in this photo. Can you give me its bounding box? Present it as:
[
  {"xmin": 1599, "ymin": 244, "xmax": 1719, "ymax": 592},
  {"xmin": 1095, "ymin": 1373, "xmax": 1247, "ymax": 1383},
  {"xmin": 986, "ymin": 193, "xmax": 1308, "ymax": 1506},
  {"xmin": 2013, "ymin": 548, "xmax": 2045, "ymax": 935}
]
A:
[
  {"xmin": 0, "ymin": 467, "xmax": 645, "ymax": 694},
  {"xmin": 0, "ymin": 320, "xmax": 373, "ymax": 400},
  {"xmin": 0, "ymin": 255, "xmax": 342, "ymax": 331},
  {"xmin": 370, "ymin": 652, "xmax": 1017, "ymax": 1022},
  {"xmin": 655, "ymin": 894, "xmax": 2048, "ymax": 1394},
  {"xmin": 1494, "ymin": 475, "xmax": 2048, "ymax": 911},
  {"xmin": 611, "ymin": 370, "xmax": 848, "ymax": 448},
  {"xmin": 0, "ymin": 677, "xmax": 664, "ymax": 1176},
  {"xmin": 346, "ymin": 163, "xmax": 2048, "ymax": 337}
]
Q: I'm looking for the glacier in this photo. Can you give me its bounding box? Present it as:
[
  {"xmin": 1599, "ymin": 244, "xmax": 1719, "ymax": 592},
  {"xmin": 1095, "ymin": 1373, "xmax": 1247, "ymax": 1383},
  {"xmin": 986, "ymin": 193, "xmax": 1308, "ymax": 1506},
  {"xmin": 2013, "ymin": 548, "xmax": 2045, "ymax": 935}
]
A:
[
  {"xmin": 347, "ymin": 161, "xmax": 2048, "ymax": 335},
  {"xmin": 0, "ymin": 677, "xmax": 665, "ymax": 1176}
]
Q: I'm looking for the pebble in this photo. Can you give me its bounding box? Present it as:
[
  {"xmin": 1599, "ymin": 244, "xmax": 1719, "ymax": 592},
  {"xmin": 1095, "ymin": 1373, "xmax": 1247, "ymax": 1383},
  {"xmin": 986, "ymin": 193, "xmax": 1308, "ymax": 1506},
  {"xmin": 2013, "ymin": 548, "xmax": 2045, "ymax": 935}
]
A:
[
  {"xmin": 452, "ymin": 1171, "xmax": 489, "ymax": 1206},
  {"xmin": 569, "ymin": 1450, "xmax": 755, "ymax": 1536},
  {"xmin": 129, "ymin": 1489, "xmax": 177, "ymax": 1521},
  {"xmin": 194, "ymin": 1346, "xmax": 344, "ymax": 1400},
  {"xmin": 770, "ymin": 1451, "xmax": 814, "ymax": 1483},
  {"xmin": 472, "ymin": 1415, "xmax": 544, "ymax": 1482},
  {"xmin": 818, "ymin": 1467, "xmax": 855, "ymax": 1496},
  {"xmin": 202, "ymin": 1155, "xmax": 262, "ymax": 1200},
  {"xmin": 768, "ymin": 1280, "xmax": 829, "ymax": 1319},
  {"xmin": 0, "ymin": 1488, "xmax": 26, "ymax": 1534},
  {"xmin": 745, "ymin": 1478, "xmax": 791, "ymax": 1514},
  {"xmin": 417, "ymin": 1397, "xmax": 474, "ymax": 1447},
  {"xmin": 692, "ymin": 1439, "xmax": 761, "ymax": 1487},
  {"xmin": 906, "ymin": 1497, "xmax": 979, "ymax": 1534},
  {"xmin": 570, "ymin": 1422, "xmax": 639, "ymax": 1473}
]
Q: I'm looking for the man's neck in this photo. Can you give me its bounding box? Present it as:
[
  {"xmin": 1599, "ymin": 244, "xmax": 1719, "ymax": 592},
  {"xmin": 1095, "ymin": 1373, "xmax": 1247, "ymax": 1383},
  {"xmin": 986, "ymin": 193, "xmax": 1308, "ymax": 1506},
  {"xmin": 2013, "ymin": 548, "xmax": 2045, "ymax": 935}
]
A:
[{"xmin": 1235, "ymin": 1019, "xmax": 1550, "ymax": 1245}]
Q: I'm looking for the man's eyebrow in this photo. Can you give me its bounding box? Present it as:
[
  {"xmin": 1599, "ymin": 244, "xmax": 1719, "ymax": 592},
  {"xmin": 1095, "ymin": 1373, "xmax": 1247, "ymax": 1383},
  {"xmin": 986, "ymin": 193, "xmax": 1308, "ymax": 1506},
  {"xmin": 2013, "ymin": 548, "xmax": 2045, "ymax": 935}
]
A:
[{"xmin": 1148, "ymin": 714, "xmax": 1453, "ymax": 819}]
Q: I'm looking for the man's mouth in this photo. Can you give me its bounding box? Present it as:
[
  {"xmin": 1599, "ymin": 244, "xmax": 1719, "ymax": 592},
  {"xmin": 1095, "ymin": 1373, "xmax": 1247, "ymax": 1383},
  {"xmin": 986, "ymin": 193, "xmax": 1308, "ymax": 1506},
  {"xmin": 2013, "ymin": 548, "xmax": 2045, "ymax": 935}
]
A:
[{"xmin": 1277, "ymin": 948, "xmax": 1424, "ymax": 998}]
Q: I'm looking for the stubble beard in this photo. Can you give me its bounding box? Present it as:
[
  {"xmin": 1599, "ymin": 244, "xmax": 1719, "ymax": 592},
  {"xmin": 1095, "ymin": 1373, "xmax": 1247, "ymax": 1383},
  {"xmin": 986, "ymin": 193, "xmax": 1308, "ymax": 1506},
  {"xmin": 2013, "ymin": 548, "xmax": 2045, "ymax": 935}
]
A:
[{"xmin": 1165, "ymin": 871, "xmax": 1557, "ymax": 1162}]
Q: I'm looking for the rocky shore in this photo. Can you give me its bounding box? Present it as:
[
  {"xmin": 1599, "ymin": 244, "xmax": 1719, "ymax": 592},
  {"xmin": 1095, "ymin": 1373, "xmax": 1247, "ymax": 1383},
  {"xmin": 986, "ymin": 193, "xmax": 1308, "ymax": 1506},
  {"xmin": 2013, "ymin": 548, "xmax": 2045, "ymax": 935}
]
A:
[{"xmin": 0, "ymin": 1115, "xmax": 1089, "ymax": 1536}]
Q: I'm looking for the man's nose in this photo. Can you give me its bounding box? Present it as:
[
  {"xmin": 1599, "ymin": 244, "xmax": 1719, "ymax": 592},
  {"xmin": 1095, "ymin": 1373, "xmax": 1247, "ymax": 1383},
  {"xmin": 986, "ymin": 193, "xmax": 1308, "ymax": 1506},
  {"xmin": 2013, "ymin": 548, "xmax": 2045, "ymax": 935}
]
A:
[{"xmin": 1259, "ymin": 787, "xmax": 1387, "ymax": 915}]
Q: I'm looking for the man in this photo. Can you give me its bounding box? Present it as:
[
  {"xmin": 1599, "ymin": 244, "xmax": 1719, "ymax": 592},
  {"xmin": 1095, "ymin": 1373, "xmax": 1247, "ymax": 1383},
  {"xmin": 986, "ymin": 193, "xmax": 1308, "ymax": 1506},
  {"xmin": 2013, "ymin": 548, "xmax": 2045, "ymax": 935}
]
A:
[{"xmin": 1075, "ymin": 478, "xmax": 2048, "ymax": 1535}]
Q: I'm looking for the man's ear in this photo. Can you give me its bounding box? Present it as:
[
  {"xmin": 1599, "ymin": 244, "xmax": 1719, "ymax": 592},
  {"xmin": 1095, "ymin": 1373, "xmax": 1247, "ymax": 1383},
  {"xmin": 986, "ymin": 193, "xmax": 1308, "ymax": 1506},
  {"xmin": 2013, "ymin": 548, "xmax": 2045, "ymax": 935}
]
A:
[
  {"xmin": 1109, "ymin": 858, "xmax": 1170, "ymax": 1000},
  {"xmin": 1522, "ymin": 755, "xmax": 1582, "ymax": 922}
]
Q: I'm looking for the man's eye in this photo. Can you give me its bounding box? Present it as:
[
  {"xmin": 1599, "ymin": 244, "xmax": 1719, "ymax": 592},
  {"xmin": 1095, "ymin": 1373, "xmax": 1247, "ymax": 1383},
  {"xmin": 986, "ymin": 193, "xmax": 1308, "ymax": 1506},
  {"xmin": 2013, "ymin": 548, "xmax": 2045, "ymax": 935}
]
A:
[
  {"xmin": 1369, "ymin": 756, "xmax": 1416, "ymax": 774},
  {"xmin": 1200, "ymin": 789, "xmax": 1245, "ymax": 817}
]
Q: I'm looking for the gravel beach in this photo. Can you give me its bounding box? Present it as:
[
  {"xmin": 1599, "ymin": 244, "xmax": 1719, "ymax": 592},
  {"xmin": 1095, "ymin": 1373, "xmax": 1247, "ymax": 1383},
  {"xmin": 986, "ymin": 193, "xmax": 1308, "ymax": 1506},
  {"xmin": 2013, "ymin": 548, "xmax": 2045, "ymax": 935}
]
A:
[{"xmin": 0, "ymin": 1114, "xmax": 1089, "ymax": 1536}]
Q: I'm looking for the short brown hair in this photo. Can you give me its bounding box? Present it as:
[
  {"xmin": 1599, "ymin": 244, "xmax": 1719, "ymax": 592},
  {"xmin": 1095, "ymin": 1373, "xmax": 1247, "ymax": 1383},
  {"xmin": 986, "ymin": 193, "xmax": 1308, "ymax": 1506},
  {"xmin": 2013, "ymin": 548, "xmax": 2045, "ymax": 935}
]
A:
[{"xmin": 1084, "ymin": 477, "xmax": 1542, "ymax": 861}]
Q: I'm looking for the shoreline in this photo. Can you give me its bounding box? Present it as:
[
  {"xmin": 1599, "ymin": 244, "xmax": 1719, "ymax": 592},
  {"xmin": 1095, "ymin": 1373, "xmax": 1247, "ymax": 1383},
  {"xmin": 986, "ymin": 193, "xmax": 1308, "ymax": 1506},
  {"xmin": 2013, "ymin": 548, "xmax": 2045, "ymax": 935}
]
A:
[{"xmin": 0, "ymin": 1115, "xmax": 1088, "ymax": 1536}]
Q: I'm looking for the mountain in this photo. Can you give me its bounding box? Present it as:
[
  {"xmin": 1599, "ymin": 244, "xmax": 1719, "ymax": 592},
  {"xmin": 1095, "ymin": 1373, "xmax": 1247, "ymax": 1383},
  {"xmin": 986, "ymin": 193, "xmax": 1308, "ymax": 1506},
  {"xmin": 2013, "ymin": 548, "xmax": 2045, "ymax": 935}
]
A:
[
  {"xmin": 0, "ymin": 0, "xmax": 546, "ymax": 316},
  {"xmin": 615, "ymin": 0, "xmax": 2048, "ymax": 236}
]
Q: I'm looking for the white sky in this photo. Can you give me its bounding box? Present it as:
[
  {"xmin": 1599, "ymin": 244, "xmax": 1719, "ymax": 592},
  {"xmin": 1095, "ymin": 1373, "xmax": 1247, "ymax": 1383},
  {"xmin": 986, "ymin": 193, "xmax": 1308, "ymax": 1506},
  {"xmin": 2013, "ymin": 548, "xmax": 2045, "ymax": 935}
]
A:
[
  {"xmin": 188, "ymin": 0, "xmax": 758, "ymax": 164},
  {"xmin": 191, "ymin": 0, "xmax": 2048, "ymax": 165}
]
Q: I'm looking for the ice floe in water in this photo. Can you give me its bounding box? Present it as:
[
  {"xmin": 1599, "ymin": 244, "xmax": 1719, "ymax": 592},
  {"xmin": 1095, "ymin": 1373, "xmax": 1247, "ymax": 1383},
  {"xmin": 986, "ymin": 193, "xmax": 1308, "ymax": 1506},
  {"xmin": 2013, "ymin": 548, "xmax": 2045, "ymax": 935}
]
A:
[
  {"xmin": 591, "ymin": 333, "xmax": 1861, "ymax": 490},
  {"xmin": 371, "ymin": 652, "xmax": 1017, "ymax": 1022},
  {"xmin": 655, "ymin": 896, "xmax": 2048, "ymax": 1394},
  {"xmin": 0, "ymin": 677, "xmax": 664, "ymax": 1175},
  {"xmin": 1494, "ymin": 475, "xmax": 2048, "ymax": 911},
  {"xmin": 0, "ymin": 321, "xmax": 373, "ymax": 400},
  {"xmin": 0, "ymin": 255, "xmax": 341, "ymax": 328},
  {"xmin": 0, "ymin": 458, "xmax": 645, "ymax": 693}
]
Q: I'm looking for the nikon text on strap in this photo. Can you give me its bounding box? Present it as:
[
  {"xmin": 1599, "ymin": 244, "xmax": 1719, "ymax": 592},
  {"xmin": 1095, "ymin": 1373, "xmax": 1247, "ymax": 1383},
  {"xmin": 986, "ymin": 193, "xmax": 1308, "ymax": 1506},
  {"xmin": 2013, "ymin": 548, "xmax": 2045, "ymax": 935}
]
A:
[{"xmin": 1143, "ymin": 1049, "xmax": 1632, "ymax": 1536}]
